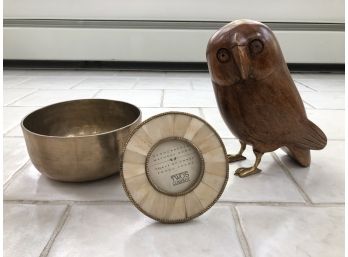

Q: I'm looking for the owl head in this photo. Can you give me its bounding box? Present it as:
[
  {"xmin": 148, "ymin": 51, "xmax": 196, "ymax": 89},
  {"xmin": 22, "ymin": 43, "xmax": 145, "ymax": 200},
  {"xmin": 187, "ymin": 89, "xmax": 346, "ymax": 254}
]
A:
[{"xmin": 206, "ymin": 19, "xmax": 286, "ymax": 86}]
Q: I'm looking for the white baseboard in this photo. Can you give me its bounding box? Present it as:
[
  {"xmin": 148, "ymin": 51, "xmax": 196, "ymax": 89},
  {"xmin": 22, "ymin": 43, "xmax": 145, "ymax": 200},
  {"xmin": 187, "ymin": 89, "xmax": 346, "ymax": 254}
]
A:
[{"xmin": 3, "ymin": 26, "xmax": 344, "ymax": 63}]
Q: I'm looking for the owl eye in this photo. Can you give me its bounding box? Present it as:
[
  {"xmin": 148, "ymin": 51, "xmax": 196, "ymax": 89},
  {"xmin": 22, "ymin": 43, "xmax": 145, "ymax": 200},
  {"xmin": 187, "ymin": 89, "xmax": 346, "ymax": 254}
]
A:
[
  {"xmin": 216, "ymin": 48, "xmax": 230, "ymax": 63},
  {"xmin": 249, "ymin": 39, "xmax": 264, "ymax": 55}
]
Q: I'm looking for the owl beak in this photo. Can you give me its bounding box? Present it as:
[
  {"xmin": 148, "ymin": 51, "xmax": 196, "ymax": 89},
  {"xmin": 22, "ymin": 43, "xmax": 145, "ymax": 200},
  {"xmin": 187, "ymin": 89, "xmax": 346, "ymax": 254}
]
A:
[{"xmin": 232, "ymin": 46, "xmax": 250, "ymax": 80}]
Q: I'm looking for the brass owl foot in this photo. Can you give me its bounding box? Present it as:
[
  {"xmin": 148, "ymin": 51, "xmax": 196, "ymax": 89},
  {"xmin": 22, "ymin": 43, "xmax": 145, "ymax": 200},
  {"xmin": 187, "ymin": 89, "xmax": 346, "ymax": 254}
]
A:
[
  {"xmin": 228, "ymin": 154, "xmax": 246, "ymax": 162},
  {"xmin": 228, "ymin": 141, "xmax": 246, "ymax": 163},
  {"xmin": 234, "ymin": 150, "xmax": 263, "ymax": 178},
  {"xmin": 235, "ymin": 167, "xmax": 261, "ymax": 177}
]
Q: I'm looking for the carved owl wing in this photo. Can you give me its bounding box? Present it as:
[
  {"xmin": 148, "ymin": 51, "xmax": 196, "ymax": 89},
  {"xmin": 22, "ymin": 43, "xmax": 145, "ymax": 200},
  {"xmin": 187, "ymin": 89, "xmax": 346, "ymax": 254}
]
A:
[{"xmin": 240, "ymin": 72, "xmax": 326, "ymax": 150}]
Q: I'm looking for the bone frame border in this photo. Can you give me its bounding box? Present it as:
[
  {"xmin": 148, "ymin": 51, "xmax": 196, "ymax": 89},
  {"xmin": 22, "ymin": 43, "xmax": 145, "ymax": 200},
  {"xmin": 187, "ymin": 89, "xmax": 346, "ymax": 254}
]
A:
[{"xmin": 120, "ymin": 111, "xmax": 229, "ymax": 223}]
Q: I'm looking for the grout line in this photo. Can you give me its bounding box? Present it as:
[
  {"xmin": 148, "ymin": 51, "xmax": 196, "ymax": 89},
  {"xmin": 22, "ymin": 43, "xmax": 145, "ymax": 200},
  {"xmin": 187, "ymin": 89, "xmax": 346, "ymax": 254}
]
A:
[
  {"xmin": 5, "ymin": 76, "xmax": 34, "ymax": 88},
  {"xmin": 3, "ymin": 105, "xmax": 41, "ymax": 108},
  {"xmin": 294, "ymin": 80, "xmax": 318, "ymax": 92},
  {"xmin": 40, "ymin": 205, "xmax": 71, "ymax": 257},
  {"xmin": 3, "ymin": 160, "xmax": 30, "ymax": 191},
  {"xmin": 198, "ymin": 107, "xmax": 205, "ymax": 119},
  {"xmin": 3, "ymin": 199, "xmax": 344, "ymax": 207},
  {"xmin": 271, "ymin": 152, "xmax": 313, "ymax": 205},
  {"xmin": 4, "ymin": 200, "xmax": 74, "ymax": 205},
  {"xmin": 189, "ymin": 79, "xmax": 195, "ymax": 90},
  {"xmin": 70, "ymin": 77, "xmax": 88, "ymax": 89},
  {"xmin": 160, "ymin": 89, "xmax": 165, "ymax": 107},
  {"xmin": 218, "ymin": 201, "xmax": 344, "ymax": 207},
  {"xmin": 309, "ymin": 108, "xmax": 345, "ymax": 111},
  {"xmin": 132, "ymin": 78, "xmax": 140, "ymax": 89},
  {"xmin": 3, "ymin": 104, "xmax": 48, "ymax": 107},
  {"xmin": 91, "ymin": 89, "xmax": 102, "ymax": 98},
  {"xmin": 230, "ymin": 206, "xmax": 252, "ymax": 257},
  {"xmin": 73, "ymin": 201, "xmax": 133, "ymax": 206},
  {"xmin": 5, "ymin": 89, "xmax": 39, "ymax": 106},
  {"xmin": 304, "ymin": 103, "xmax": 315, "ymax": 110},
  {"xmin": 4, "ymin": 199, "xmax": 134, "ymax": 205},
  {"xmin": 302, "ymin": 100, "xmax": 316, "ymax": 109},
  {"xmin": 220, "ymin": 201, "xmax": 306, "ymax": 206},
  {"xmin": 221, "ymin": 137, "xmax": 238, "ymax": 141},
  {"xmin": 4, "ymin": 125, "xmax": 20, "ymax": 136}
]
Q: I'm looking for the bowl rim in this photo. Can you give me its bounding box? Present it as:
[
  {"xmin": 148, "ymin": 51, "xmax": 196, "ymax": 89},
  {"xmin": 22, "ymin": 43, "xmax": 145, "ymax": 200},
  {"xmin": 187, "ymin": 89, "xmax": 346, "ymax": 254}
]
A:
[{"xmin": 21, "ymin": 98, "xmax": 142, "ymax": 139}]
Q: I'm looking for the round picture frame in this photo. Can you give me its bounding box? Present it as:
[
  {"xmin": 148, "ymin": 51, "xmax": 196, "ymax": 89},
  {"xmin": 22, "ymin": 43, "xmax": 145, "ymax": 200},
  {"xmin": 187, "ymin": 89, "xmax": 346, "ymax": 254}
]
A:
[{"xmin": 121, "ymin": 112, "xmax": 228, "ymax": 223}]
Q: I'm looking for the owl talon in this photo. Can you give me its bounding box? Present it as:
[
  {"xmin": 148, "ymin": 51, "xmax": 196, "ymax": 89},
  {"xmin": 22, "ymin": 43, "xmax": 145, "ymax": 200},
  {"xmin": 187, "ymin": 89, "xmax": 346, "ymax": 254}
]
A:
[
  {"xmin": 227, "ymin": 154, "xmax": 247, "ymax": 162},
  {"xmin": 234, "ymin": 150, "xmax": 263, "ymax": 178},
  {"xmin": 234, "ymin": 167, "xmax": 261, "ymax": 177},
  {"xmin": 228, "ymin": 141, "xmax": 247, "ymax": 163}
]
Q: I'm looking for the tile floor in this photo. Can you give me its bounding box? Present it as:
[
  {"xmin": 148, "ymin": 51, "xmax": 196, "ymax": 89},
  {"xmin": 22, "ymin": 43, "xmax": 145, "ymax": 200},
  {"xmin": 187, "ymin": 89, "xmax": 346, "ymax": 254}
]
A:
[{"xmin": 3, "ymin": 69, "xmax": 345, "ymax": 257}]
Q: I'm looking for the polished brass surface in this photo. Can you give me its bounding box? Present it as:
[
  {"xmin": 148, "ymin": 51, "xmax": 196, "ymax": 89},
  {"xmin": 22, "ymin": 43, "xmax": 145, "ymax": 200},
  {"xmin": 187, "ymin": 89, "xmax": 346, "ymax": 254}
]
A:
[
  {"xmin": 227, "ymin": 140, "xmax": 247, "ymax": 162},
  {"xmin": 234, "ymin": 151, "xmax": 263, "ymax": 177},
  {"xmin": 21, "ymin": 99, "xmax": 141, "ymax": 182}
]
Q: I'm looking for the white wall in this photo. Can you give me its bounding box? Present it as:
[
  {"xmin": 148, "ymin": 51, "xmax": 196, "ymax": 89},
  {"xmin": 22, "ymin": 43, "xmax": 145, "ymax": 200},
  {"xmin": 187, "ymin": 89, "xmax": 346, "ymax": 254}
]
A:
[
  {"xmin": 3, "ymin": 0, "xmax": 345, "ymax": 63},
  {"xmin": 4, "ymin": 0, "xmax": 344, "ymax": 22}
]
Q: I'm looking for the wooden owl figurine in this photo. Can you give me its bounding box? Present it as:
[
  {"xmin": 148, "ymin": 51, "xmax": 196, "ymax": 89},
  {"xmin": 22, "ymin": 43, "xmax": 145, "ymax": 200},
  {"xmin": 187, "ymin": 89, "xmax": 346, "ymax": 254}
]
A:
[{"xmin": 206, "ymin": 19, "xmax": 327, "ymax": 177}]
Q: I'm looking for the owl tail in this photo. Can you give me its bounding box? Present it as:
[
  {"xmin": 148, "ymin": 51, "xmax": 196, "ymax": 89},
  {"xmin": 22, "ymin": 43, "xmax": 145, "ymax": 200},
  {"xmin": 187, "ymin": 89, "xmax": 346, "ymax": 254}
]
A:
[
  {"xmin": 283, "ymin": 119, "xmax": 327, "ymax": 167},
  {"xmin": 282, "ymin": 146, "xmax": 311, "ymax": 167},
  {"xmin": 296, "ymin": 119, "xmax": 327, "ymax": 150}
]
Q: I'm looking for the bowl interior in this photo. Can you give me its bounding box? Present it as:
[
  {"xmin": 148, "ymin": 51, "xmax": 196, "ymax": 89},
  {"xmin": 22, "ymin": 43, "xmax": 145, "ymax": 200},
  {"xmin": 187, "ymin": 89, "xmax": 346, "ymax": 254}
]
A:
[{"xmin": 22, "ymin": 99, "xmax": 141, "ymax": 137}]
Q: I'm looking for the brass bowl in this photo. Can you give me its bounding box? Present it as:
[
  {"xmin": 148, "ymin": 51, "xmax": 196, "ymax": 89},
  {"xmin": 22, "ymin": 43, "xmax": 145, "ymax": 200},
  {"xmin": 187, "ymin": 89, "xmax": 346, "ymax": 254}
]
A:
[{"xmin": 21, "ymin": 99, "xmax": 141, "ymax": 182}]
